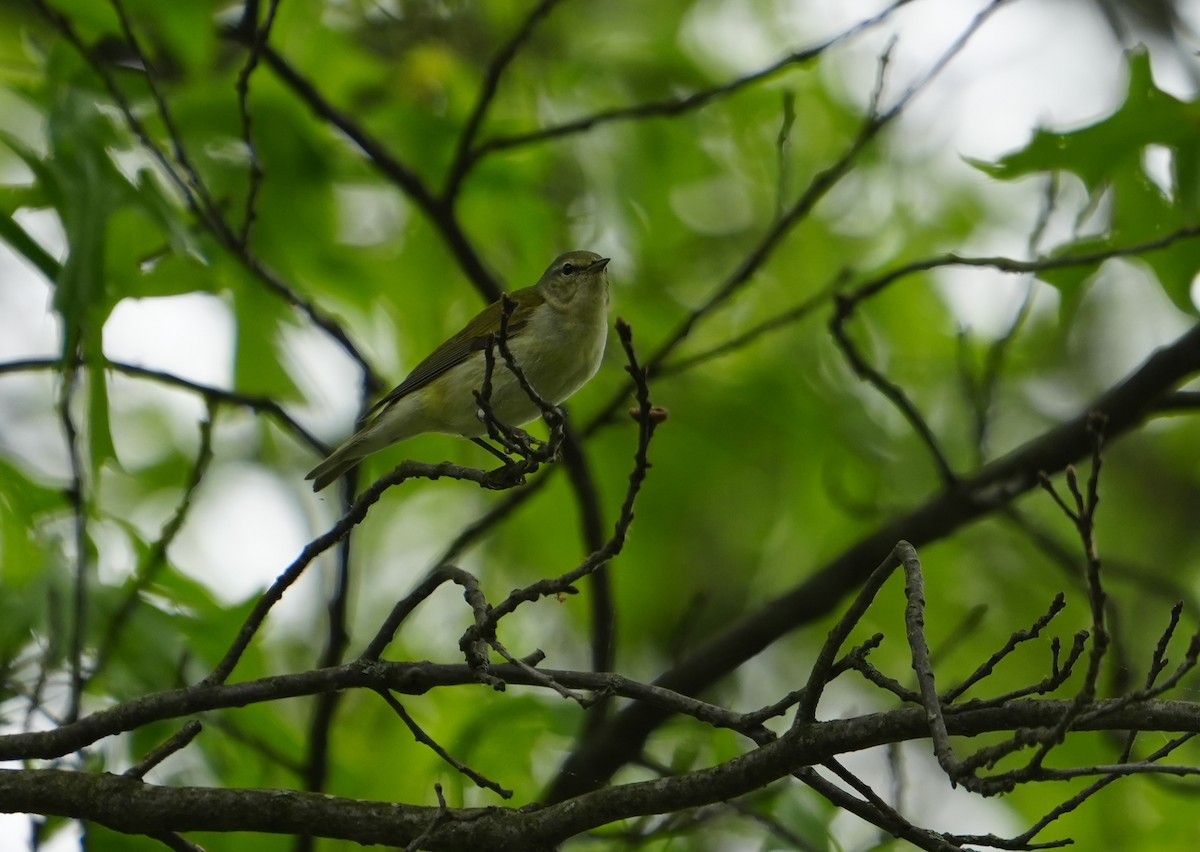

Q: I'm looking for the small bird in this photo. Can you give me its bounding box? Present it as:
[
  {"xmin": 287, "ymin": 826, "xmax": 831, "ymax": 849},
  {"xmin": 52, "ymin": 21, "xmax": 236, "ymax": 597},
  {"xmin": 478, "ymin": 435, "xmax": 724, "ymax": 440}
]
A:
[{"xmin": 306, "ymin": 250, "xmax": 611, "ymax": 491}]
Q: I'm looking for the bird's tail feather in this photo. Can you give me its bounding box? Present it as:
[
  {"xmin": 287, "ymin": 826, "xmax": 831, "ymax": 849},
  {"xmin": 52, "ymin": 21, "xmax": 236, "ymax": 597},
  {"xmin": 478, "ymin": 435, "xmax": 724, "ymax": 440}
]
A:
[
  {"xmin": 306, "ymin": 399, "xmax": 423, "ymax": 492},
  {"xmin": 306, "ymin": 442, "xmax": 367, "ymax": 492}
]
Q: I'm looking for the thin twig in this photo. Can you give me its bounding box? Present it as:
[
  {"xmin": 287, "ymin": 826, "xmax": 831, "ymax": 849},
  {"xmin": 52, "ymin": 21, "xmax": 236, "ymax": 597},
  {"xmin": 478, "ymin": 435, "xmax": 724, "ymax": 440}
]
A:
[
  {"xmin": 941, "ymin": 594, "xmax": 1067, "ymax": 702},
  {"xmin": 448, "ymin": 1, "xmax": 1014, "ymax": 571},
  {"xmin": 830, "ymin": 295, "xmax": 959, "ymax": 485},
  {"xmin": 403, "ymin": 784, "xmax": 450, "ymax": 852},
  {"xmin": 443, "ymin": 0, "xmax": 567, "ymax": 199},
  {"xmin": 123, "ymin": 720, "xmax": 203, "ymax": 779},
  {"xmin": 375, "ymin": 689, "xmax": 512, "ymax": 798},
  {"xmin": 967, "ymin": 174, "xmax": 1058, "ymax": 463},
  {"xmin": 900, "ymin": 544, "xmax": 963, "ymax": 782},
  {"xmin": 59, "ymin": 361, "xmax": 87, "ymax": 724},
  {"xmin": 843, "ymin": 223, "xmax": 1200, "ymax": 309},
  {"xmin": 473, "ymin": 295, "xmax": 566, "ymax": 460},
  {"xmin": 108, "ymin": 0, "xmax": 224, "ymax": 226},
  {"xmin": 557, "ymin": 419, "xmax": 615, "ymax": 697},
  {"xmin": 793, "ymin": 543, "xmax": 908, "ymax": 724},
  {"xmin": 0, "ymin": 357, "xmax": 326, "ymax": 453},
  {"xmin": 89, "ymin": 407, "xmax": 217, "ymax": 684},
  {"xmin": 487, "ymin": 638, "xmax": 588, "ymax": 705},
  {"xmin": 655, "ymin": 276, "xmax": 840, "ymax": 378},
  {"xmin": 206, "ymin": 457, "xmax": 541, "ymax": 685},
  {"xmin": 240, "ymin": 38, "xmax": 503, "ymax": 303},
  {"xmin": 360, "ymin": 565, "xmax": 484, "ymax": 663},
  {"xmin": 34, "ymin": 0, "xmax": 383, "ymax": 387},
  {"xmin": 471, "ymin": 0, "xmax": 916, "ymax": 161},
  {"xmin": 1025, "ymin": 418, "xmax": 1109, "ymax": 776},
  {"xmin": 147, "ymin": 832, "xmax": 207, "ymax": 852},
  {"xmin": 458, "ymin": 319, "xmax": 657, "ymax": 645},
  {"xmin": 794, "ymin": 766, "xmax": 964, "ymax": 852},
  {"xmin": 1001, "ymin": 734, "xmax": 1196, "ymax": 846},
  {"xmin": 233, "ymin": 0, "xmax": 282, "ymax": 247},
  {"xmin": 302, "ymin": 477, "xmax": 356, "ymax": 824}
]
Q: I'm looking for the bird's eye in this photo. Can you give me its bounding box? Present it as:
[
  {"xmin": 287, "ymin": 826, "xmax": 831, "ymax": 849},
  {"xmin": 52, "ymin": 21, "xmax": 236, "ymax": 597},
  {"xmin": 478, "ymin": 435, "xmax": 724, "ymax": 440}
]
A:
[{"xmin": 561, "ymin": 262, "xmax": 576, "ymax": 276}]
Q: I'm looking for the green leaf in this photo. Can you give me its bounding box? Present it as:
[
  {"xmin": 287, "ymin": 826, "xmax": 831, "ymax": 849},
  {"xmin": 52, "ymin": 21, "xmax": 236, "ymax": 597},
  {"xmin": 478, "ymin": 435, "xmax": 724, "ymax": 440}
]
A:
[
  {"xmin": 978, "ymin": 48, "xmax": 1200, "ymax": 316},
  {"xmin": 979, "ymin": 49, "xmax": 1200, "ymax": 191},
  {"xmin": 41, "ymin": 92, "xmax": 134, "ymax": 471},
  {"xmin": 47, "ymin": 92, "xmax": 123, "ymax": 352},
  {"xmin": 85, "ymin": 352, "xmax": 116, "ymax": 471},
  {"xmin": 231, "ymin": 281, "xmax": 301, "ymax": 399}
]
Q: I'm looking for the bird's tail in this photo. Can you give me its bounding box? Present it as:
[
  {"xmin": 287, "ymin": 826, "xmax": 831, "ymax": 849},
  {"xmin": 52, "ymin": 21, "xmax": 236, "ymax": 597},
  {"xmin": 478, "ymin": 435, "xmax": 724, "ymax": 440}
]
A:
[
  {"xmin": 306, "ymin": 397, "xmax": 423, "ymax": 492},
  {"xmin": 305, "ymin": 440, "xmax": 368, "ymax": 492}
]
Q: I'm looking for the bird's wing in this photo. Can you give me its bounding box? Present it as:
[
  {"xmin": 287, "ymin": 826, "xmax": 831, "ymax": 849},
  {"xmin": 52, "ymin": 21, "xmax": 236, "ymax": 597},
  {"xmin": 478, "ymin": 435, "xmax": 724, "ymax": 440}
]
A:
[{"xmin": 365, "ymin": 291, "xmax": 539, "ymax": 418}]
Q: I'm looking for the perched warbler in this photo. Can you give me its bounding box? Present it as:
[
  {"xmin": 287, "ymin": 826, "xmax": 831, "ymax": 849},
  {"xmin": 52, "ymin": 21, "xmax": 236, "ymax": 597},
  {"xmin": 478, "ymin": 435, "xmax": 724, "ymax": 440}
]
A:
[{"xmin": 306, "ymin": 250, "xmax": 611, "ymax": 491}]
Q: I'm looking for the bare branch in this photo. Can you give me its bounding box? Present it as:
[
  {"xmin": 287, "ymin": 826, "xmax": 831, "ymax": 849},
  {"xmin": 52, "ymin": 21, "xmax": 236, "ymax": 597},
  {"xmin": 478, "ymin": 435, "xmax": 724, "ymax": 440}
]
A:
[
  {"xmin": 443, "ymin": 0, "xmax": 567, "ymax": 199},
  {"xmin": 472, "ymin": 0, "xmax": 916, "ymax": 160},
  {"xmin": 375, "ymin": 689, "xmax": 512, "ymax": 798},
  {"xmin": 547, "ymin": 313, "xmax": 1200, "ymax": 802},
  {"xmin": 90, "ymin": 407, "xmax": 217, "ymax": 684},
  {"xmin": 232, "ymin": 0, "xmax": 282, "ymax": 247},
  {"xmin": 123, "ymin": 721, "xmax": 203, "ymax": 780},
  {"xmin": 236, "ymin": 38, "xmax": 503, "ymax": 303},
  {"xmin": 206, "ymin": 457, "xmax": 544, "ymax": 685},
  {"xmin": 794, "ymin": 543, "xmax": 907, "ymax": 723},
  {"xmin": 941, "ymin": 593, "xmax": 1067, "ymax": 703}
]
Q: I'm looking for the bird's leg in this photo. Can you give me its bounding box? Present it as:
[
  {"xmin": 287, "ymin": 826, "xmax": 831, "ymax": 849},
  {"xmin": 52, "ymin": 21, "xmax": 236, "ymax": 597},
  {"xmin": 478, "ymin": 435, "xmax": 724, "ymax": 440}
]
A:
[
  {"xmin": 472, "ymin": 436, "xmax": 515, "ymax": 463},
  {"xmin": 508, "ymin": 426, "xmax": 547, "ymax": 452}
]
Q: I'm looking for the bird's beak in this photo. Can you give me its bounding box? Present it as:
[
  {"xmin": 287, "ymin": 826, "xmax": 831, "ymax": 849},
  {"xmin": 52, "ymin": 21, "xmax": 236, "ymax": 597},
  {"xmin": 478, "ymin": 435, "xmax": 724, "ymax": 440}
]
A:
[{"xmin": 591, "ymin": 257, "xmax": 611, "ymax": 271}]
